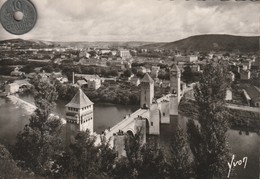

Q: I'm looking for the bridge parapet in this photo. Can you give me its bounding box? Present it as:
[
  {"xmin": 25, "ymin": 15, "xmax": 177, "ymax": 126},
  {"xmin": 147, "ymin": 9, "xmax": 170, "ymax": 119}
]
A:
[{"xmin": 104, "ymin": 108, "xmax": 149, "ymax": 140}]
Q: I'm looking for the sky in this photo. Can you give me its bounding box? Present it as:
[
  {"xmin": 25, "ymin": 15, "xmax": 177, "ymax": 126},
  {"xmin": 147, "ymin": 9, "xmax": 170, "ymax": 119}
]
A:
[{"xmin": 0, "ymin": 0, "xmax": 260, "ymax": 42}]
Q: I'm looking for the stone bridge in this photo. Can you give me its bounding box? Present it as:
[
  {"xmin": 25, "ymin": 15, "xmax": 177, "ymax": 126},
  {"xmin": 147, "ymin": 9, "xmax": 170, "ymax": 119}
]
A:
[{"xmin": 97, "ymin": 94, "xmax": 178, "ymax": 151}]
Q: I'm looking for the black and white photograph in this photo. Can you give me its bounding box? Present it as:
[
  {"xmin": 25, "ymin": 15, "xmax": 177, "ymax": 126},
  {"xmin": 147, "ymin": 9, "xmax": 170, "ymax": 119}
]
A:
[{"xmin": 0, "ymin": 0, "xmax": 259, "ymax": 178}]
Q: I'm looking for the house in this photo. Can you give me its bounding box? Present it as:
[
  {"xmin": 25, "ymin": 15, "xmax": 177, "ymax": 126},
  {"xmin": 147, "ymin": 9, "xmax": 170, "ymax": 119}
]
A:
[
  {"xmin": 151, "ymin": 66, "xmax": 160, "ymax": 78},
  {"xmin": 10, "ymin": 66, "xmax": 25, "ymax": 77},
  {"xmin": 228, "ymin": 71, "xmax": 235, "ymax": 82},
  {"xmin": 5, "ymin": 83, "xmax": 19, "ymax": 95},
  {"xmin": 80, "ymin": 74, "xmax": 102, "ymax": 90},
  {"xmin": 110, "ymin": 61, "xmax": 125, "ymax": 71},
  {"xmin": 240, "ymin": 70, "xmax": 251, "ymax": 80},
  {"xmin": 191, "ymin": 64, "xmax": 200, "ymax": 72},
  {"xmin": 79, "ymin": 51, "xmax": 90, "ymax": 58},
  {"xmin": 225, "ymin": 88, "xmax": 232, "ymax": 101},
  {"xmin": 130, "ymin": 76, "xmax": 140, "ymax": 86},
  {"xmin": 240, "ymin": 64, "xmax": 248, "ymax": 71},
  {"xmin": 78, "ymin": 58, "xmax": 91, "ymax": 65},
  {"xmin": 56, "ymin": 76, "xmax": 69, "ymax": 84},
  {"xmin": 154, "ymin": 78, "xmax": 162, "ymax": 87},
  {"xmin": 54, "ymin": 58, "xmax": 63, "ymax": 64},
  {"xmin": 119, "ymin": 50, "xmax": 131, "ymax": 59},
  {"xmin": 242, "ymin": 60, "xmax": 252, "ymax": 70},
  {"xmin": 10, "ymin": 70, "xmax": 25, "ymax": 77},
  {"xmin": 162, "ymin": 80, "xmax": 170, "ymax": 88},
  {"xmin": 88, "ymin": 79, "xmax": 101, "ymax": 90},
  {"xmin": 137, "ymin": 66, "xmax": 149, "ymax": 74},
  {"xmin": 175, "ymin": 55, "xmax": 198, "ymax": 63},
  {"xmin": 77, "ymin": 80, "xmax": 88, "ymax": 87},
  {"xmin": 243, "ymin": 86, "xmax": 260, "ymax": 107}
]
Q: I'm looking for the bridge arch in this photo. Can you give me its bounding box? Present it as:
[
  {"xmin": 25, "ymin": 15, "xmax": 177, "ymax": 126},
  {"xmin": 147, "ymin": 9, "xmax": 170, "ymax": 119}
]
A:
[{"xmin": 125, "ymin": 129, "xmax": 135, "ymax": 136}]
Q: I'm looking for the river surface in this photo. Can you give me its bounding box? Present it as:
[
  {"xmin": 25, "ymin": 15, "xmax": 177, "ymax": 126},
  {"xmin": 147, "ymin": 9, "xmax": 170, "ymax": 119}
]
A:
[{"xmin": 0, "ymin": 94, "xmax": 259, "ymax": 179}]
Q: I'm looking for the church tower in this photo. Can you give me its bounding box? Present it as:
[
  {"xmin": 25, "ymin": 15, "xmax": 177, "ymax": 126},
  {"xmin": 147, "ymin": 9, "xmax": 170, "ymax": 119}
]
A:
[
  {"xmin": 140, "ymin": 73, "xmax": 154, "ymax": 109},
  {"xmin": 65, "ymin": 88, "xmax": 94, "ymax": 144},
  {"xmin": 170, "ymin": 64, "xmax": 181, "ymax": 103}
]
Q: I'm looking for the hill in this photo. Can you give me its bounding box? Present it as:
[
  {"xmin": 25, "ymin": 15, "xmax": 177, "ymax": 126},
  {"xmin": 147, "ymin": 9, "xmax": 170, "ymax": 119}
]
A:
[
  {"xmin": 140, "ymin": 34, "xmax": 260, "ymax": 52},
  {"xmin": 0, "ymin": 38, "xmax": 152, "ymax": 49}
]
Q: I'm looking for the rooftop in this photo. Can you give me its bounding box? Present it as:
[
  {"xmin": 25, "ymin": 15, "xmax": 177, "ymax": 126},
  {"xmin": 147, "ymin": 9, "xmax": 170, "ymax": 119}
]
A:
[
  {"xmin": 244, "ymin": 86, "xmax": 260, "ymax": 100},
  {"xmin": 141, "ymin": 73, "xmax": 154, "ymax": 83},
  {"xmin": 171, "ymin": 64, "xmax": 180, "ymax": 72},
  {"xmin": 66, "ymin": 88, "xmax": 93, "ymax": 108}
]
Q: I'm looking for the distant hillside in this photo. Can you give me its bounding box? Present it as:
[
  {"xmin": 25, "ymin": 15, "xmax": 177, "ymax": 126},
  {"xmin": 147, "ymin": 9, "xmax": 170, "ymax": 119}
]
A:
[
  {"xmin": 140, "ymin": 34, "xmax": 260, "ymax": 52},
  {"xmin": 0, "ymin": 38, "xmax": 49, "ymax": 47},
  {"xmin": 0, "ymin": 38, "xmax": 153, "ymax": 49},
  {"xmin": 49, "ymin": 41, "xmax": 153, "ymax": 48}
]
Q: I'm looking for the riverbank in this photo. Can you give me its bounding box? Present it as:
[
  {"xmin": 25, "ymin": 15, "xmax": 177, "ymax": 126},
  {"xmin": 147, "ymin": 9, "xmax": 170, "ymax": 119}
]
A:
[
  {"xmin": 6, "ymin": 95, "xmax": 36, "ymax": 114},
  {"xmin": 179, "ymin": 99, "xmax": 260, "ymax": 133}
]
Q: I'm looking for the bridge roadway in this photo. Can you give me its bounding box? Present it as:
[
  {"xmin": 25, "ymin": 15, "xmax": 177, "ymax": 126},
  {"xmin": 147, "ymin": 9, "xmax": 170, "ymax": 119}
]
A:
[{"xmin": 104, "ymin": 108, "xmax": 149, "ymax": 139}]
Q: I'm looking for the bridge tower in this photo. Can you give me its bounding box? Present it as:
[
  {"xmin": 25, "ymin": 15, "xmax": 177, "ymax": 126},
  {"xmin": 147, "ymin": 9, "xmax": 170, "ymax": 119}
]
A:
[
  {"xmin": 170, "ymin": 64, "xmax": 181, "ymax": 103},
  {"xmin": 65, "ymin": 88, "xmax": 94, "ymax": 144},
  {"xmin": 140, "ymin": 73, "xmax": 154, "ymax": 109},
  {"xmin": 169, "ymin": 64, "xmax": 181, "ymax": 128}
]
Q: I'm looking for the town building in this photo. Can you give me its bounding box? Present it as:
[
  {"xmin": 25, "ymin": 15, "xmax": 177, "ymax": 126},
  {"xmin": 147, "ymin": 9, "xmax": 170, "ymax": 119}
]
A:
[
  {"xmin": 162, "ymin": 80, "xmax": 170, "ymax": 88},
  {"xmin": 119, "ymin": 50, "xmax": 131, "ymax": 59},
  {"xmin": 76, "ymin": 80, "xmax": 88, "ymax": 87},
  {"xmin": 129, "ymin": 76, "xmax": 140, "ymax": 86},
  {"xmin": 228, "ymin": 71, "xmax": 235, "ymax": 82},
  {"xmin": 5, "ymin": 83, "xmax": 19, "ymax": 95},
  {"xmin": 243, "ymin": 86, "xmax": 260, "ymax": 107},
  {"xmin": 225, "ymin": 88, "xmax": 233, "ymax": 101},
  {"xmin": 154, "ymin": 78, "xmax": 162, "ymax": 87},
  {"xmin": 151, "ymin": 66, "xmax": 160, "ymax": 78},
  {"xmin": 240, "ymin": 70, "xmax": 251, "ymax": 80},
  {"xmin": 74, "ymin": 74, "xmax": 102, "ymax": 90},
  {"xmin": 175, "ymin": 55, "xmax": 198, "ymax": 63}
]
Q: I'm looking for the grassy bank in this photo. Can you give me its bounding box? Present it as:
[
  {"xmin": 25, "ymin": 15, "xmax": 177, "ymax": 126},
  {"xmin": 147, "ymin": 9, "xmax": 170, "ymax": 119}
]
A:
[{"xmin": 179, "ymin": 99, "xmax": 260, "ymax": 133}]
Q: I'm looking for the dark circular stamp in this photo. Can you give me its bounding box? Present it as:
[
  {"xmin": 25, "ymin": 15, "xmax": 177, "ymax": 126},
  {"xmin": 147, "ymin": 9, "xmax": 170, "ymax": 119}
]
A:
[{"xmin": 0, "ymin": 0, "xmax": 37, "ymax": 35}]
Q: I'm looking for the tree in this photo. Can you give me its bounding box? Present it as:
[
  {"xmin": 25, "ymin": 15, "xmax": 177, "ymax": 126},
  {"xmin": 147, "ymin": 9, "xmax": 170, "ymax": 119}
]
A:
[
  {"xmin": 58, "ymin": 130, "xmax": 100, "ymax": 178},
  {"xmin": 123, "ymin": 69, "xmax": 132, "ymax": 78},
  {"xmin": 98, "ymin": 135, "xmax": 117, "ymax": 177},
  {"xmin": 0, "ymin": 144, "xmax": 30, "ymax": 178},
  {"xmin": 182, "ymin": 65, "xmax": 193, "ymax": 84},
  {"xmin": 42, "ymin": 65, "xmax": 54, "ymax": 73},
  {"xmin": 13, "ymin": 75, "xmax": 63, "ymax": 176},
  {"xmin": 187, "ymin": 62, "xmax": 230, "ymax": 179},
  {"xmin": 168, "ymin": 127, "xmax": 193, "ymax": 179},
  {"xmin": 113, "ymin": 131, "xmax": 166, "ymax": 179}
]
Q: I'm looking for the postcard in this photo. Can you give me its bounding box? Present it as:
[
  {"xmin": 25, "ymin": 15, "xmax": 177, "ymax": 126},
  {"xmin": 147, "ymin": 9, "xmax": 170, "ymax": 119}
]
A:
[{"xmin": 0, "ymin": 0, "xmax": 259, "ymax": 178}]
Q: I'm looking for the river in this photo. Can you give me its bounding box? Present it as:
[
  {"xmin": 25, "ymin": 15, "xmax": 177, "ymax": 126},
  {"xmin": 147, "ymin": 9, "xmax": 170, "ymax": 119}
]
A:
[{"xmin": 0, "ymin": 94, "xmax": 259, "ymax": 179}]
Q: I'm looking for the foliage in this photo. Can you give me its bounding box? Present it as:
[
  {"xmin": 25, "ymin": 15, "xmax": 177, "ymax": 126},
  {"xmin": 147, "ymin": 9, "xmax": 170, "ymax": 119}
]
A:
[
  {"xmin": 53, "ymin": 131, "xmax": 117, "ymax": 178},
  {"xmin": 0, "ymin": 66, "xmax": 14, "ymax": 75},
  {"xmin": 13, "ymin": 75, "xmax": 63, "ymax": 176},
  {"xmin": 0, "ymin": 144, "xmax": 31, "ymax": 178},
  {"xmin": 81, "ymin": 81, "xmax": 140, "ymax": 105},
  {"xmin": 168, "ymin": 127, "xmax": 193, "ymax": 179},
  {"xmin": 113, "ymin": 131, "xmax": 167, "ymax": 179},
  {"xmin": 182, "ymin": 65, "xmax": 193, "ymax": 84},
  {"xmin": 55, "ymin": 82, "xmax": 78, "ymax": 102},
  {"xmin": 98, "ymin": 135, "xmax": 117, "ymax": 177},
  {"xmin": 123, "ymin": 69, "xmax": 132, "ymax": 78},
  {"xmin": 187, "ymin": 62, "xmax": 230, "ymax": 179}
]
